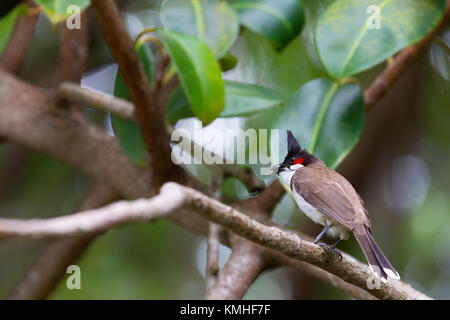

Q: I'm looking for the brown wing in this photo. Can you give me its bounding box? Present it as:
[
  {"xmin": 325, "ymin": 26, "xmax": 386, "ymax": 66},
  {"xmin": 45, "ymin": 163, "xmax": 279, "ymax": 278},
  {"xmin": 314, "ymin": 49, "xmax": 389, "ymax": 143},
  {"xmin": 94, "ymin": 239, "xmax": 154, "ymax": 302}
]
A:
[{"xmin": 292, "ymin": 166, "xmax": 370, "ymax": 230}]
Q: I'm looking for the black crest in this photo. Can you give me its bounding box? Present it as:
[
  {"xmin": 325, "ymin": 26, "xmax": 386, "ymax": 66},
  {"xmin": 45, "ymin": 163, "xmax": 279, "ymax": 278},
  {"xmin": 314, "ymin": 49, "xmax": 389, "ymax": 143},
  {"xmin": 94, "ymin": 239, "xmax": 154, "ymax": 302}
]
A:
[{"xmin": 287, "ymin": 130, "xmax": 302, "ymax": 156}]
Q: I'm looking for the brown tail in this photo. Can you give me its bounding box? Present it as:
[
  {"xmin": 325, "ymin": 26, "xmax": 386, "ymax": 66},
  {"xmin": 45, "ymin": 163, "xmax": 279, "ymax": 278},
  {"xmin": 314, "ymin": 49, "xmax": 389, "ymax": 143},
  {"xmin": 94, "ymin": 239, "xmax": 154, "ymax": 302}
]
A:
[{"xmin": 353, "ymin": 225, "xmax": 400, "ymax": 282}]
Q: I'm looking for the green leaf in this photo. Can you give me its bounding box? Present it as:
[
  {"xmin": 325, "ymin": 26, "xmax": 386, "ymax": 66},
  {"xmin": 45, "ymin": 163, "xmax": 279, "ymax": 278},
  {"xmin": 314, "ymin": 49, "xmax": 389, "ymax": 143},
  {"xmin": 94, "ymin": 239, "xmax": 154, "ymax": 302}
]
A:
[
  {"xmin": 230, "ymin": 0, "xmax": 305, "ymax": 51},
  {"xmin": 165, "ymin": 81, "xmax": 284, "ymax": 123},
  {"xmin": 161, "ymin": 0, "xmax": 239, "ymax": 58},
  {"xmin": 35, "ymin": 0, "xmax": 90, "ymax": 25},
  {"xmin": 316, "ymin": 0, "xmax": 446, "ymax": 79},
  {"xmin": 273, "ymin": 77, "xmax": 365, "ymax": 169},
  {"xmin": 222, "ymin": 177, "xmax": 251, "ymax": 199},
  {"xmin": 157, "ymin": 29, "xmax": 225, "ymax": 125},
  {"xmin": 0, "ymin": 4, "xmax": 26, "ymax": 53},
  {"xmin": 112, "ymin": 44, "xmax": 155, "ymax": 166},
  {"xmin": 221, "ymin": 81, "xmax": 285, "ymax": 117},
  {"xmin": 227, "ymin": 28, "xmax": 276, "ymax": 85}
]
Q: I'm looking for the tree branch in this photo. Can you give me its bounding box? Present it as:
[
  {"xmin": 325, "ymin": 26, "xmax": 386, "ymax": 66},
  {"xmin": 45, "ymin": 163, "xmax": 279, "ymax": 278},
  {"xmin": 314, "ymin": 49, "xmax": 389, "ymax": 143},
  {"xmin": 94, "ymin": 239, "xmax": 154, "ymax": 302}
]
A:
[
  {"xmin": 58, "ymin": 82, "xmax": 136, "ymax": 120},
  {"xmin": 0, "ymin": 0, "xmax": 38, "ymax": 74},
  {"xmin": 91, "ymin": 0, "xmax": 181, "ymax": 188},
  {"xmin": 57, "ymin": 82, "xmax": 266, "ymax": 193},
  {"xmin": 7, "ymin": 183, "xmax": 120, "ymax": 300},
  {"xmin": 272, "ymin": 250, "xmax": 377, "ymax": 300},
  {"xmin": 364, "ymin": 1, "xmax": 450, "ymax": 111},
  {"xmin": 0, "ymin": 70, "xmax": 153, "ymax": 199},
  {"xmin": 206, "ymin": 223, "xmax": 222, "ymax": 289},
  {"xmin": 59, "ymin": 12, "xmax": 88, "ymax": 84},
  {"xmin": 2, "ymin": 3, "xmax": 447, "ymax": 299},
  {"xmin": 206, "ymin": 238, "xmax": 272, "ymax": 300},
  {"xmin": 0, "ymin": 183, "xmax": 430, "ymax": 300},
  {"xmin": 0, "ymin": 188, "xmax": 183, "ymax": 239},
  {"xmin": 0, "ymin": 71, "xmax": 410, "ymax": 298}
]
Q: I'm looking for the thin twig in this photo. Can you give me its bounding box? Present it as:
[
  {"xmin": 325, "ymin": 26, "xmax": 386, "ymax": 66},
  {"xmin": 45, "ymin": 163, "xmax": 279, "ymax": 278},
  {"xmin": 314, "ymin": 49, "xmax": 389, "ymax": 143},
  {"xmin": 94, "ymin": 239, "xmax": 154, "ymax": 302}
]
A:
[
  {"xmin": 91, "ymin": 0, "xmax": 181, "ymax": 188},
  {"xmin": 7, "ymin": 184, "xmax": 120, "ymax": 300},
  {"xmin": 57, "ymin": 83, "xmax": 266, "ymax": 193},
  {"xmin": 58, "ymin": 82, "xmax": 136, "ymax": 120},
  {"xmin": 0, "ymin": 189, "xmax": 183, "ymax": 239}
]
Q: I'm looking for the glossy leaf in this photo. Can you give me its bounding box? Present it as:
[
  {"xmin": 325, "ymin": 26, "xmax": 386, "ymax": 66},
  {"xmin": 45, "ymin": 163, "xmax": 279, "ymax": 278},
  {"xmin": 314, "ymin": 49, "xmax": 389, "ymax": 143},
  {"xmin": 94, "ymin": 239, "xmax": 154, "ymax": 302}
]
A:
[
  {"xmin": 221, "ymin": 81, "xmax": 285, "ymax": 117},
  {"xmin": 165, "ymin": 81, "xmax": 284, "ymax": 123},
  {"xmin": 35, "ymin": 0, "xmax": 90, "ymax": 25},
  {"xmin": 230, "ymin": 0, "xmax": 305, "ymax": 50},
  {"xmin": 316, "ymin": 0, "xmax": 446, "ymax": 78},
  {"xmin": 272, "ymin": 78, "xmax": 365, "ymax": 169},
  {"xmin": 158, "ymin": 29, "xmax": 225, "ymax": 125},
  {"xmin": 161, "ymin": 0, "xmax": 239, "ymax": 58},
  {"xmin": 0, "ymin": 4, "xmax": 26, "ymax": 53},
  {"xmin": 112, "ymin": 44, "xmax": 155, "ymax": 166},
  {"xmin": 226, "ymin": 28, "xmax": 276, "ymax": 85}
]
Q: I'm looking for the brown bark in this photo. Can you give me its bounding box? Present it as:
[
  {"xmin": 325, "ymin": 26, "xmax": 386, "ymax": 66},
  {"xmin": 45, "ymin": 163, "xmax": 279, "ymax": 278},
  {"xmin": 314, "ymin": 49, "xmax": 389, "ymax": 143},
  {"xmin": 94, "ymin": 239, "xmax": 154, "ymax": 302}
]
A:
[
  {"xmin": 91, "ymin": 0, "xmax": 183, "ymax": 189},
  {"xmin": 0, "ymin": 0, "xmax": 38, "ymax": 74}
]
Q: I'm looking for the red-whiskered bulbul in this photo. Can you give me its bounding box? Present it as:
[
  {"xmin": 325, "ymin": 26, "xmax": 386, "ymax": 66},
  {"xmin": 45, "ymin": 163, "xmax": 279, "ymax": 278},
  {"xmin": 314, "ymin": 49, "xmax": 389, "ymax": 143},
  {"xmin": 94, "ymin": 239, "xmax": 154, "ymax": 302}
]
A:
[{"xmin": 274, "ymin": 130, "xmax": 400, "ymax": 282}]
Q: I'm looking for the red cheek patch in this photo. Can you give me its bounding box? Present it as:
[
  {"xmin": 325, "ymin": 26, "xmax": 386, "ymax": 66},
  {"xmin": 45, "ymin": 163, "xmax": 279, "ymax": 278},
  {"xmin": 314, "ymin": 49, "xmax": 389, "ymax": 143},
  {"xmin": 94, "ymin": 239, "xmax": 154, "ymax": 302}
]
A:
[{"xmin": 294, "ymin": 157, "xmax": 304, "ymax": 165}]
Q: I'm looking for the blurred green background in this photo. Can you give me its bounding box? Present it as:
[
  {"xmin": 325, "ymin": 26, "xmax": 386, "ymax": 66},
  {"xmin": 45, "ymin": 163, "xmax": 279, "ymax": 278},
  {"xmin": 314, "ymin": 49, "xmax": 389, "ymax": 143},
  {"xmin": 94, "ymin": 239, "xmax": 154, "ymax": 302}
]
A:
[{"xmin": 0, "ymin": 0, "xmax": 449, "ymax": 299}]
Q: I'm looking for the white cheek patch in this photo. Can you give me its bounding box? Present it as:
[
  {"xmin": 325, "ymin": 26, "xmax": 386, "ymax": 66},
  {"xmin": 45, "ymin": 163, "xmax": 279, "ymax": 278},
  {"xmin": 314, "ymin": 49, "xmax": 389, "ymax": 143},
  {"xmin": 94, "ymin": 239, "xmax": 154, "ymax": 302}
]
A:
[{"xmin": 289, "ymin": 164, "xmax": 304, "ymax": 170}]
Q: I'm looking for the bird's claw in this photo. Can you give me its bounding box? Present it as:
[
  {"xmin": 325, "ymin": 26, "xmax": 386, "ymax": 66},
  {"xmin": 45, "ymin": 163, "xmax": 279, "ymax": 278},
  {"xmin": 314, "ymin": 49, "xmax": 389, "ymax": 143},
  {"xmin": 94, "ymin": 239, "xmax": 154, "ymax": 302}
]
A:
[{"xmin": 318, "ymin": 242, "xmax": 342, "ymax": 261}]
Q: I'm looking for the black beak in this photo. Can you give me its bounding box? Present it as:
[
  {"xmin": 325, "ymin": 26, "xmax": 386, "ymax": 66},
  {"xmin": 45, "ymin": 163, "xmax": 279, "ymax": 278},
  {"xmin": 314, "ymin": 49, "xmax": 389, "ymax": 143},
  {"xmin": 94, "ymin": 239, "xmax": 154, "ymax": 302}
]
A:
[{"xmin": 272, "ymin": 163, "xmax": 287, "ymax": 175}]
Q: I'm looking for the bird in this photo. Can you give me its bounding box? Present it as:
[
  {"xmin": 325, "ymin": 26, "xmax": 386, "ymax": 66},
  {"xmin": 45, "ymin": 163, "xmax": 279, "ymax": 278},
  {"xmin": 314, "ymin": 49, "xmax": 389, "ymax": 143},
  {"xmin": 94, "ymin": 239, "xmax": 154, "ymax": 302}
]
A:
[{"xmin": 273, "ymin": 130, "xmax": 400, "ymax": 282}]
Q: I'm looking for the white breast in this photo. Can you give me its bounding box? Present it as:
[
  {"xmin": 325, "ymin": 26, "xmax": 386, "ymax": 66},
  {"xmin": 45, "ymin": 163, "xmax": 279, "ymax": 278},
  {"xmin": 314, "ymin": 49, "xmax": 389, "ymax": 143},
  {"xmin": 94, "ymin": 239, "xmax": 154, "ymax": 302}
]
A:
[
  {"xmin": 279, "ymin": 167, "xmax": 327, "ymax": 225},
  {"xmin": 292, "ymin": 190, "xmax": 327, "ymax": 226}
]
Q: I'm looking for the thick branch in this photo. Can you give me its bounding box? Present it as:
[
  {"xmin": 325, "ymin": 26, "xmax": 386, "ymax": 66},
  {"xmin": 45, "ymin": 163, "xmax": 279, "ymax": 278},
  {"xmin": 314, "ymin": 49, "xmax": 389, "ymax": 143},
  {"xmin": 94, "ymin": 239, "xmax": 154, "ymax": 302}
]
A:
[
  {"xmin": 205, "ymin": 183, "xmax": 284, "ymax": 300},
  {"xmin": 0, "ymin": 70, "xmax": 153, "ymax": 198},
  {"xmin": 0, "ymin": 183, "xmax": 430, "ymax": 300},
  {"xmin": 206, "ymin": 238, "xmax": 271, "ymax": 300}
]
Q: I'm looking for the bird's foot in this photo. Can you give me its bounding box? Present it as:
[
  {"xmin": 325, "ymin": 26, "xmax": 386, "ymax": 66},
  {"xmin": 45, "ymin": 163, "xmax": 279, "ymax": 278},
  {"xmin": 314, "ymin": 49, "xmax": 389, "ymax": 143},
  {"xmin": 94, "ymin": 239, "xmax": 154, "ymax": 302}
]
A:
[{"xmin": 318, "ymin": 242, "xmax": 342, "ymax": 262}]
